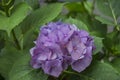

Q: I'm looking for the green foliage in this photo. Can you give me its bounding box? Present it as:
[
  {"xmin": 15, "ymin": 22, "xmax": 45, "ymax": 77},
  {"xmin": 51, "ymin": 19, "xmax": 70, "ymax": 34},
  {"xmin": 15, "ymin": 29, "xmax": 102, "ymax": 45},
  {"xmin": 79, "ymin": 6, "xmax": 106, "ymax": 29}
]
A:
[
  {"xmin": 9, "ymin": 51, "xmax": 48, "ymax": 80},
  {"xmin": 81, "ymin": 61, "xmax": 120, "ymax": 80},
  {"xmin": 95, "ymin": 16, "xmax": 114, "ymax": 26},
  {"xmin": 0, "ymin": 47, "xmax": 48, "ymax": 80},
  {"xmin": 95, "ymin": 0, "xmax": 120, "ymax": 27},
  {"xmin": 111, "ymin": 58, "xmax": 120, "ymax": 73},
  {"xmin": 84, "ymin": 1, "xmax": 92, "ymax": 15},
  {"xmin": 21, "ymin": 3, "xmax": 64, "ymax": 34},
  {"xmin": 103, "ymin": 31, "xmax": 120, "ymax": 55},
  {"xmin": 0, "ymin": 2, "xmax": 32, "ymax": 36},
  {"xmin": 66, "ymin": 61, "xmax": 120, "ymax": 80},
  {"xmin": 65, "ymin": 2, "xmax": 107, "ymax": 37},
  {"xmin": 0, "ymin": 0, "xmax": 120, "ymax": 80},
  {"xmin": 0, "ymin": 46, "xmax": 22, "ymax": 78},
  {"xmin": 15, "ymin": 0, "xmax": 39, "ymax": 9}
]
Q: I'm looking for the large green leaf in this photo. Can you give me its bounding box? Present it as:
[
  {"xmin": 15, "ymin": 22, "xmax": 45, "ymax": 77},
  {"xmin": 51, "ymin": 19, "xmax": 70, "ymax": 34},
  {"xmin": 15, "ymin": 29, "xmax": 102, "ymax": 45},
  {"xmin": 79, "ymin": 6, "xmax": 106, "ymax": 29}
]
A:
[
  {"xmin": 9, "ymin": 51, "xmax": 48, "ymax": 80},
  {"xmin": 95, "ymin": 16, "xmax": 114, "ymax": 26},
  {"xmin": 0, "ymin": 2, "xmax": 32, "ymax": 36},
  {"xmin": 64, "ymin": 18, "xmax": 89, "ymax": 31},
  {"xmin": 82, "ymin": 61, "xmax": 120, "ymax": 80},
  {"xmin": 0, "ymin": 47, "xmax": 22, "ymax": 78},
  {"xmin": 95, "ymin": 0, "xmax": 120, "ymax": 26},
  {"xmin": 21, "ymin": 3, "xmax": 64, "ymax": 33},
  {"xmin": 65, "ymin": 61, "xmax": 120, "ymax": 80}
]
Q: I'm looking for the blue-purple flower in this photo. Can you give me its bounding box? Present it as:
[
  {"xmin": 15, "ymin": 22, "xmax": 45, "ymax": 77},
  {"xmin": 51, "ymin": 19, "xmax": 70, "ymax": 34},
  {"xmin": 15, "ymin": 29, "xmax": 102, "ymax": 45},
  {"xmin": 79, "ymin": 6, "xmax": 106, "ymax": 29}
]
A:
[{"xmin": 30, "ymin": 22, "xmax": 94, "ymax": 77}]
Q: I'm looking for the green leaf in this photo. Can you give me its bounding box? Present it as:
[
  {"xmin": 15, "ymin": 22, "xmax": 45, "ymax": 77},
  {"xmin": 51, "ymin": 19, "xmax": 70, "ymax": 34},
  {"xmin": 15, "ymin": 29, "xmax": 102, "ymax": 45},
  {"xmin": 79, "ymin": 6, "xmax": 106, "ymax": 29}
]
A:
[
  {"xmin": 82, "ymin": 61, "xmax": 120, "ymax": 80},
  {"xmin": 9, "ymin": 52, "xmax": 48, "ymax": 80},
  {"xmin": 23, "ymin": 29, "xmax": 37, "ymax": 49},
  {"xmin": 0, "ymin": 47, "xmax": 22, "ymax": 78},
  {"xmin": 89, "ymin": 19, "xmax": 107, "ymax": 37},
  {"xmin": 13, "ymin": 26, "xmax": 24, "ymax": 50},
  {"xmin": 103, "ymin": 31, "xmax": 120, "ymax": 55},
  {"xmin": 21, "ymin": 3, "xmax": 64, "ymax": 33},
  {"xmin": 15, "ymin": 0, "xmax": 39, "ymax": 9},
  {"xmin": 0, "ymin": 2, "xmax": 32, "ymax": 36},
  {"xmin": 84, "ymin": 1, "xmax": 93, "ymax": 15},
  {"xmin": 95, "ymin": 16, "xmax": 114, "ymax": 25},
  {"xmin": 95, "ymin": 0, "xmax": 120, "ymax": 26},
  {"xmin": 65, "ymin": 61, "xmax": 120, "ymax": 80},
  {"xmin": 64, "ymin": 18, "xmax": 89, "ymax": 31},
  {"xmin": 93, "ymin": 36, "xmax": 103, "ymax": 55},
  {"xmin": 111, "ymin": 58, "xmax": 120, "ymax": 73}
]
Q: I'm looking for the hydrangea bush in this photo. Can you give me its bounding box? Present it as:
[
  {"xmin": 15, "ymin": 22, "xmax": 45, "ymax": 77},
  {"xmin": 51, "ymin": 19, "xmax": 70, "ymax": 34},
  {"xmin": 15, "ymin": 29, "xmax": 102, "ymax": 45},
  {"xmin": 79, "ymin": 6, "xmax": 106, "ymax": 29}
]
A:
[{"xmin": 0, "ymin": 0, "xmax": 120, "ymax": 80}]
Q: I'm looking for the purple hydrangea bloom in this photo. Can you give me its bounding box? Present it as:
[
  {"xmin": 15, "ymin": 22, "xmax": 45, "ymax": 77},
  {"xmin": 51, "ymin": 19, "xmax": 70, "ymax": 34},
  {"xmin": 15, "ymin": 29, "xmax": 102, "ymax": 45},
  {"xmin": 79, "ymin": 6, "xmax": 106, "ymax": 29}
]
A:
[{"xmin": 30, "ymin": 22, "xmax": 94, "ymax": 77}]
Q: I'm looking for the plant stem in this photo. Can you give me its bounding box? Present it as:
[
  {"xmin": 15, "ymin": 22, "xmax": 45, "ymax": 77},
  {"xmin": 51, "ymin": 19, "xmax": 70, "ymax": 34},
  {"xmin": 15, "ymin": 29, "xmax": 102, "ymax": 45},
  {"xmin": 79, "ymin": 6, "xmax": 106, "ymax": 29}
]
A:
[{"xmin": 12, "ymin": 29, "xmax": 21, "ymax": 50}]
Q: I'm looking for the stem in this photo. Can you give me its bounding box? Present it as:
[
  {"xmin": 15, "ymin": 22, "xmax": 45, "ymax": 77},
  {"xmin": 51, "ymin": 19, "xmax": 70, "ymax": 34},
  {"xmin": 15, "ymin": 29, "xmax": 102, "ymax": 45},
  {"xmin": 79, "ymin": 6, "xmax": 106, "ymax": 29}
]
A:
[{"xmin": 12, "ymin": 29, "xmax": 21, "ymax": 50}]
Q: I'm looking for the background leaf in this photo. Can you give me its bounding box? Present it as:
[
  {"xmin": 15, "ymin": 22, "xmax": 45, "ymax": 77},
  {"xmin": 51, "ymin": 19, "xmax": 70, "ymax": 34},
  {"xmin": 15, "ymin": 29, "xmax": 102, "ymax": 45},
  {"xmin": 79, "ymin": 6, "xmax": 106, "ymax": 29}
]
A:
[
  {"xmin": 9, "ymin": 51, "xmax": 48, "ymax": 80},
  {"xmin": 95, "ymin": 0, "xmax": 120, "ymax": 26},
  {"xmin": 15, "ymin": 0, "xmax": 39, "ymax": 9},
  {"xmin": 0, "ymin": 47, "xmax": 22, "ymax": 78},
  {"xmin": 21, "ymin": 3, "xmax": 64, "ymax": 34},
  {"xmin": 0, "ymin": 2, "xmax": 32, "ymax": 36},
  {"xmin": 82, "ymin": 61, "xmax": 120, "ymax": 80},
  {"xmin": 65, "ymin": 61, "xmax": 120, "ymax": 80}
]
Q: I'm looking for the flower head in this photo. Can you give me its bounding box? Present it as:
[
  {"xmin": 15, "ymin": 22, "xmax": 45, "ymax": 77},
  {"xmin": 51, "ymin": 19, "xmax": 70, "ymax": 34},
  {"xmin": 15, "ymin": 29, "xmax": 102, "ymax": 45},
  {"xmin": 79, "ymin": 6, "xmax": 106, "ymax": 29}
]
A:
[{"xmin": 30, "ymin": 22, "xmax": 94, "ymax": 77}]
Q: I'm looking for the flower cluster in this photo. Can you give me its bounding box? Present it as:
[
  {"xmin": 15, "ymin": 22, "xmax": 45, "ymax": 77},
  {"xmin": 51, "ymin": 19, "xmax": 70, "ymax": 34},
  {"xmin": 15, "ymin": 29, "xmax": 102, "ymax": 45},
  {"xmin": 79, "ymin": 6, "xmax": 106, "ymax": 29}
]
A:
[{"xmin": 30, "ymin": 22, "xmax": 94, "ymax": 77}]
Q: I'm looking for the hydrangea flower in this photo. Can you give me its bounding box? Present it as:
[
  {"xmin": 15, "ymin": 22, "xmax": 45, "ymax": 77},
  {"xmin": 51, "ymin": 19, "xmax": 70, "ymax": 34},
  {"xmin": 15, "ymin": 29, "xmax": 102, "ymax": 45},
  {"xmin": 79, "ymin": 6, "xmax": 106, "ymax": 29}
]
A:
[{"xmin": 30, "ymin": 22, "xmax": 94, "ymax": 77}]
